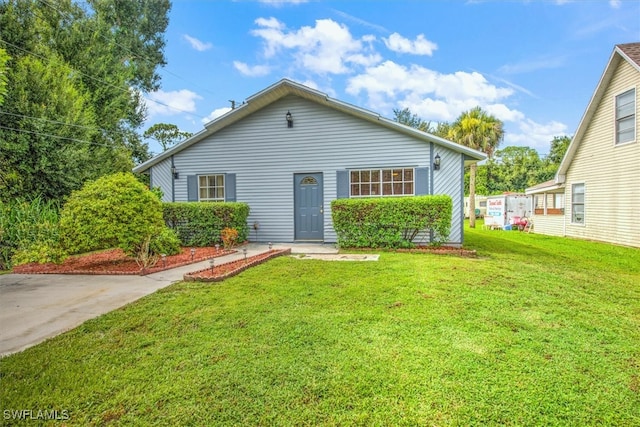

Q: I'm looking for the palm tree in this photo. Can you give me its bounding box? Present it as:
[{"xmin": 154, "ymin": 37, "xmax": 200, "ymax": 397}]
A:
[{"xmin": 448, "ymin": 107, "xmax": 504, "ymax": 228}]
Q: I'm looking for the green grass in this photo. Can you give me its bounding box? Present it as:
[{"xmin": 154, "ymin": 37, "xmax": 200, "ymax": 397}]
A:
[{"xmin": 1, "ymin": 226, "xmax": 639, "ymax": 425}]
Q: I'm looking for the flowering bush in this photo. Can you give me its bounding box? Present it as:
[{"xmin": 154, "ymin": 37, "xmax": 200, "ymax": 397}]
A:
[{"xmin": 221, "ymin": 227, "xmax": 239, "ymax": 249}]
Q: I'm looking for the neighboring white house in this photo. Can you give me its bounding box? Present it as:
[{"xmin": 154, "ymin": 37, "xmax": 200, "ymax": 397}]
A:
[
  {"xmin": 134, "ymin": 79, "xmax": 486, "ymax": 245},
  {"xmin": 526, "ymin": 43, "xmax": 640, "ymax": 248}
]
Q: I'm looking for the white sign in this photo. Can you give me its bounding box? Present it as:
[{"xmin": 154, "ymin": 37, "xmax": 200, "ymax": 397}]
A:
[{"xmin": 486, "ymin": 198, "xmax": 504, "ymax": 218}]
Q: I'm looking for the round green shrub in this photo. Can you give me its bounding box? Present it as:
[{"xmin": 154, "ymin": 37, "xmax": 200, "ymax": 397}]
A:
[
  {"xmin": 60, "ymin": 172, "xmax": 165, "ymax": 256},
  {"xmin": 150, "ymin": 227, "xmax": 181, "ymax": 256}
]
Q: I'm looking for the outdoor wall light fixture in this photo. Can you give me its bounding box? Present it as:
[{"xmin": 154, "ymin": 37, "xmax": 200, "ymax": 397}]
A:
[
  {"xmin": 171, "ymin": 166, "xmax": 179, "ymax": 179},
  {"xmin": 286, "ymin": 110, "xmax": 293, "ymax": 128},
  {"xmin": 433, "ymin": 154, "xmax": 441, "ymax": 171}
]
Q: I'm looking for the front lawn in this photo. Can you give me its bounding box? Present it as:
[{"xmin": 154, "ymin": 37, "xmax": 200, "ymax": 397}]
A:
[{"xmin": 1, "ymin": 227, "xmax": 639, "ymax": 425}]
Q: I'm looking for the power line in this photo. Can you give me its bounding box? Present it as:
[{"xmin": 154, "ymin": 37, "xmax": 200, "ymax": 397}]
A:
[
  {"xmin": 0, "ymin": 125, "xmax": 119, "ymax": 149},
  {"xmin": 0, "ymin": 111, "xmax": 107, "ymax": 134},
  {"xmin": 0, "ymin": 39, "xmax": 208, "ymax": 119}
]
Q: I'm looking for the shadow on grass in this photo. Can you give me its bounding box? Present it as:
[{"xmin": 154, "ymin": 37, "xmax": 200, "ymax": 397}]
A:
[{"xmin": 465, "ymin": 224, "xmax": 640, "ymax": 275}]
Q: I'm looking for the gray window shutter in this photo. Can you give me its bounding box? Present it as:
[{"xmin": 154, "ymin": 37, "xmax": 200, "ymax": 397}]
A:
[
  {"xmin": 336, "ymin": 170, "xmax": 349, "ymax": 199},
  {"xmin": 187, "ymin": 175, "xmax": 198, "ymax": 201},
  {"xmin": 225, "ymin": 173, "xmax": 236, "ymax": 202},
  {"xmin": 415, "ymin": 167, "xmax": 428, "ymax": 195}
]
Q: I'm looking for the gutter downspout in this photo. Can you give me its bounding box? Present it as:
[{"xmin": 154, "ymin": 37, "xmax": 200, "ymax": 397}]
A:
[
  {"xmin": 460, "ymin": 153, "xmax": 465, "ymax": 246},
  {"xmin": 171, "ymin": 155, "xmax": 176, "ymax": 203},
  {"xmin": 429, "ymin": 143, "xmax": 435, "ymax": 243}
]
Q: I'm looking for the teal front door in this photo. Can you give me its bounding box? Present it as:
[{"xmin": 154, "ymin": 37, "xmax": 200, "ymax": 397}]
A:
[{"xmin": 294, "ymin": 173, "xmax": 324, "ymax": 241}]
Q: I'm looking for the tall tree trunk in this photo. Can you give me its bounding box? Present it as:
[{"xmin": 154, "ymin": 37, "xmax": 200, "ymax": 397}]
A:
[{"xmin": 469, "ymin": 163, "xmax": 477, "ymax": 228}]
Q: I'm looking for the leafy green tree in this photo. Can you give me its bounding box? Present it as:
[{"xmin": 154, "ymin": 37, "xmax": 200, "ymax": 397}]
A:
[
  {"xmin": 393, "ymin": 108, "xmax": 432, "ymax": 132},
  {"xmin": 492, "ymin": 146, "xmax": 544, "ymax": 192},
  {"xmin": 60, "ymin": 172, "xmax": 166, "ymax": 256},
  {"xmin": 144, "ymin": 123, "xmax": 193, "ymax": 152},
  {"xmin": 0, "ymin": 47, "xmax": 9, "ymax": 105},
  {"xmin": 431, "ymin": 122, "xmax": 452, "ymax": 139},
  {"xmin": 540, "ymin": 135, "xmax": 572, "ymax": 183},
  {"xmin": 547, "ymin": 135, "xmax": 571, "ymax": 165},
  {"xmin": 448, "ymin": 107, "xmax": 504, "ymax": 228},
  {"xmin": 0, "ymin": 54, "xmax": 121, "ymax": 201},
  {"xmin": 0, "ymin": 0, "xmax": 170, "ymax": 199}
]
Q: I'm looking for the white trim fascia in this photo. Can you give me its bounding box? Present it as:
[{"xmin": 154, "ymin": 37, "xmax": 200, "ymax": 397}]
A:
[
  {"xmin": 557, "ymin": 50, "xmax": 621, "ymax": 178},
  {"xmin": 525, "ymin": 183, "xmax": 563, "ymax": 195}
]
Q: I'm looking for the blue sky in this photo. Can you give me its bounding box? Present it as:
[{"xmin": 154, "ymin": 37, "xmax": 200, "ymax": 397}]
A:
[{"xmin": 143, "ymin": 0, "xmax": 640, "ymax": 156}]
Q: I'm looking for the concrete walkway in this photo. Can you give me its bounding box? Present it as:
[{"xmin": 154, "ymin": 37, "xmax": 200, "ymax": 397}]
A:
[{"xmin": 0, "ymin": 243, "xmax": 337, "ymax": 357}]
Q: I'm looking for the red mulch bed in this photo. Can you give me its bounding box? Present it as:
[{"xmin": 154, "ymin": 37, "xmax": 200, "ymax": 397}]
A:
[
  {"xmin": 184, "ymin": 248, "xmax": 291, "ymax": 282},
  {"xmin": 12, "ymin": 247, "xmax": 235, "ymax": 276}
]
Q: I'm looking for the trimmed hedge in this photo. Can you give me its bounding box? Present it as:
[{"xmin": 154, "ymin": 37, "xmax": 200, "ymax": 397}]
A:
[
  {"xmin": 163, "ymin": 202, "xmax": 250, "ymax": 247},
  {"xmin": 331, "ymin": 196, "xmax": 452, "ymax": 248}
]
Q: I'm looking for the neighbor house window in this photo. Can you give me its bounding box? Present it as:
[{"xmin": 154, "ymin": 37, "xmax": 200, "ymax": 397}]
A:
[
  {"xmin": 199, "ymin": 175, "xmax": 225, "ymax": 201},
  {"xmin": 615, "ymin": 88, "xmax": 635, "ymax": 144},
  {"xmin": 350, "ymin": 168, "xmax": 414, "ymax": 197},
  {"xmin": 571, "ymin": 183, "xmax": 584, "ymax": 224}
]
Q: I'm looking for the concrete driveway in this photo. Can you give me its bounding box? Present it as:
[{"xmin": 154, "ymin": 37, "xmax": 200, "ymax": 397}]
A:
[
  {"xmin": 0, "ymin": 244, "xmax": 276, "ymax": 357},
  {"xmin": 0, "ymin": 264, "xmax": 199, "ymax": 357},
  {"xmin": 0, "ymin": 243, "xmax": 337, "ymax": 357}
]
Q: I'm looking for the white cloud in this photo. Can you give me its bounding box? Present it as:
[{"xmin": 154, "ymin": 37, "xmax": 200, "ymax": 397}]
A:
[
  {"xmin": 505, "ymin": 118, "xmax": 569, "ymax": 153},
  {"xmin": 183, "ymin": 34, "xmax": 213, "ymax": 52},
  {"xmin": 233, "ymin": 61, "xmax": 271, "ymax": 77},
  {"xmin": 383, "ymin": 33, "xmax": 437, "ymax": 56},
  {"xmin": 202, "ymin": 107, "xmax": 233, "ymax": 124},
  {"xmin": 331, "ymin": 9, "xmax": 389, "ymax": 33},
  {"xmin": 484, "ymin": 104, "xmax": 525, "ymax": 122},
  {"xmin": 487, "ymin": 74, "xmax": 537, "ymax": 98},
  {"xmin": 609, "ymin": 0, "xmax": 621, "ymax": 8},
  {"xmin": 499, "ymin": 55, "xmax": 567, "ymax": 74},
  {"xmin": 250, "ymin": 17, "xmax": 381, "ymax": 74},
  {"xmin": 239, "ymin": 17, "xmax": 564, "ymax": 155},
  {"xmin": 347, "ymin": 61, "xmax": 513, "ymax": 121},
  {"xmin": 145, "ymin": 89, "xmax": 202, "ymax": 116}
]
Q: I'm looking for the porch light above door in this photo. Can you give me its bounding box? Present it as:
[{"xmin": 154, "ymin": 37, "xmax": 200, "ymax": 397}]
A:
[{"xmin": 433, "ymin": 154, "xmax": 441, "ymax": 171}]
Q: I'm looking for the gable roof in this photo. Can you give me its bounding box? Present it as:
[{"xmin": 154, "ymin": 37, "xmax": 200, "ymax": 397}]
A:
[
  {"xmin": 134, "ymin": 79, "xmax": 486, "ymax": 173},
  {"xmin": 555, "ymin": 42, "xmax": 640, "ymax": 183}
]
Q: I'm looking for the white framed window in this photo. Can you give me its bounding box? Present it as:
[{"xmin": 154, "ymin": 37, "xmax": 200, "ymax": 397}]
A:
[
  {"xmin": 615, "ymin": 88, "xmax": 636, "ymax": 144},
  {"xmin": 571, "ymin": 183, "xmax": 584, "ymax": 224},
  {"xmin": 198, "ymin": 174, "xmax": 225, "ymax": 201},
  {"xmin": 350, "ymin": 168, "xmax": 414, "ymax": 197}
]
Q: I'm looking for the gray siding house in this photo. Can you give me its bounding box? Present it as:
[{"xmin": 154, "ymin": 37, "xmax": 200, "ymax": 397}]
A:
[{"xmin": 133, "ymin": 79, "xmax": 485, "ymax": 246}]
